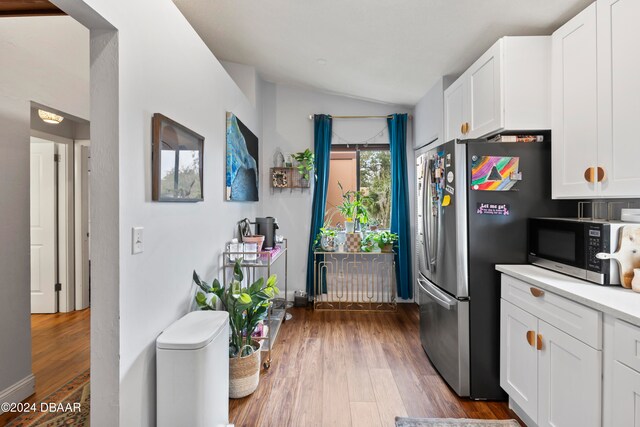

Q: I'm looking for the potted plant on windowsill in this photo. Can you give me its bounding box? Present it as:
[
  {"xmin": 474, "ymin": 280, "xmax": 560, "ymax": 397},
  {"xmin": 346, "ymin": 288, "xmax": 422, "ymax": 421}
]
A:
[
  {"xmin": 314, "ymin": 227, "xmax": 338, "ymax": 252},
  {"xmin": 293, "ymin": 148, "xmax": 315, "ymax": 187},
  {"xmin": 337, "ymin": 182, "xmax": 371, "ymax": 232},
  {"xmin": 375, "ymin": 231, "xmax": 398, "ymax": 253},
  {"xmin": 193, "ymin": 259, "xmax": 279, "ymax": 398}
]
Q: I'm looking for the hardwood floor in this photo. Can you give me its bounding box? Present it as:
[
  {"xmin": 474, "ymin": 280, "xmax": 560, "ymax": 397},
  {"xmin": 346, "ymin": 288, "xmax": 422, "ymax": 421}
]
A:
[
  {"xmin": 0, "ymin": 309, "xmax": 90, "ymax": 426},
  {"xmin": 230, "ymin": 304, "xmax": 521, "ymax": 427}
]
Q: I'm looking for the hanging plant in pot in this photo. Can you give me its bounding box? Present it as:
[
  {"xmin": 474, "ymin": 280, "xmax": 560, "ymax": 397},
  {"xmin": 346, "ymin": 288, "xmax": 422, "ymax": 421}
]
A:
[
  {"xmin": 193, "ymin": 259, "xmax": 279, "ymax": 398},
  {"xmin": 293, "ymin": 148, "xmax": 315, "ymax": 187}
]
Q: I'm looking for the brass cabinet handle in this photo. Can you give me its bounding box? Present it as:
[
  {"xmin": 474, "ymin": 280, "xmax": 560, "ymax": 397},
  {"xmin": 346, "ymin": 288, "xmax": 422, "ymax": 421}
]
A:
[
  {"xmin": 530, "ymin": 287, "xmax": 545, "ymax": 298},
  {"xmin": 526, "ymin": 330, "xmax": 536, "ymax": 347},
  {"xmin": 596, "ymin": 166, "xmax": 606, "ymax": 182},
  {"xmin": 584, "ymin": 167, "xmax": 595, "ymax": 183},
  {"xmin": 460, "ymin": 123, "xmax": 466, "ymax": 135},
  {"xmin": 536, "ymin": 334, "xmax": 544, "ymax": 350},
  {"xmin": 465, "ymin": 122, "xmax": 470, "ymax": 134}
]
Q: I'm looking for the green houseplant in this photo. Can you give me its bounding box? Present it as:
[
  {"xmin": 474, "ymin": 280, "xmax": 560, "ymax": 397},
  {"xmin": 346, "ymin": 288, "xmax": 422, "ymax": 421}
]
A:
[
  {"xmin": 193, "ymin": 259, "xmax": 279, "ymax": 398},
  {"xmin": 337, "ymin": 181, "xmax": 371, "ymax": 232},
  {"xmin": 314, "ymin": 227, "xmax": 338, "ymax": 252},
  {"xmin": 293, "ymin": 148, "xmax": 315, "ymax": 186},
  {"xmin": 375, "ymin": 230, "xmax": 398, "ymax": 252}
]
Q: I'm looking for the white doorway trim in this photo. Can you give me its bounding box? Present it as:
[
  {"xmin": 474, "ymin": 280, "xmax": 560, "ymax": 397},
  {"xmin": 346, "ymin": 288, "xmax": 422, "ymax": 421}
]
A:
[
  {"xmin": 75, "ymin": 140, "xmax": 90, "ymax": 310},
  {"xmin": 31, "ymin": 131, "xmax": 76, "ymax": 313}
]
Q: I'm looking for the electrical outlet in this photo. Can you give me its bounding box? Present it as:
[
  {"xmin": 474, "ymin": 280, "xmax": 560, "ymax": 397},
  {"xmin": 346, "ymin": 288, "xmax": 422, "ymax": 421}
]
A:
[{"xmin": 132, "ymin": 227, "xmax": 144, "ymax": 254}]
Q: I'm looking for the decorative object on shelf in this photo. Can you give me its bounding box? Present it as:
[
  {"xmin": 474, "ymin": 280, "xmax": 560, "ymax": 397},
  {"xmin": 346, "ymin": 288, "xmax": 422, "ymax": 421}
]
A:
[
  {"xmin": 596, "ymin": 225, "xmax": 640, "ymax": 288},
  {"xmin": 284, "ymin": 153, "xmax": 294, "ymax": 168},
  {"xmin": 314, "ymin": 227, "xmax": 337, "ymax": 252},
  {"xmin": 152, "ymin": 113, "xmax": 204, "ymax": 202},
  {"xmin": 345, "ymin": 232, "xmax": 362, "ymax": 252},
  {"xmin": 273, "ymin": 149, "xmax": 285, "ymax": 167},
  {"xmin": 292, "ymin": 148, "xmax": 315, "ymax": 187},
  {"xmin": 272, "ymin": 169, "xmax": 288, "ymax": 188},
  {"xmin": 226, "ymin": 112, "xmax": 259, "ymax": 201},
  {"xmin": 193, "ymin": 259, "xmax": 279, "ymax": 398},
  {"xmin": 243, "ymin": 235, "xmax": 265, "ymax": 251},
  {"xmin": 237, "ymin": 218, "xmax": 252, "ymax": 241}
]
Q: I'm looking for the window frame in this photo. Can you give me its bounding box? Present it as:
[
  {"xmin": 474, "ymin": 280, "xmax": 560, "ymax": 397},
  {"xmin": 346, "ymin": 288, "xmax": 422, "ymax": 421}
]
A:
[{"xmin": 330, "ymin": 143, "xmax": 390, "ymax": 194}]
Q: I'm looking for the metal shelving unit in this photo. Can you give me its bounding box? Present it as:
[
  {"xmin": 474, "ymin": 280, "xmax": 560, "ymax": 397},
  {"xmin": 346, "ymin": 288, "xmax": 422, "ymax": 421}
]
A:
[{"xmin": 223, "ymin": 239, "xmax": 288, "ymax": 369}]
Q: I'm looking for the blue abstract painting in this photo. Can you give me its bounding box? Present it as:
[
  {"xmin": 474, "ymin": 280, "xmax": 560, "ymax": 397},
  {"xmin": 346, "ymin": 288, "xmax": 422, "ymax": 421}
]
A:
[{"xmin": 226, "ymin": 112, "xmax": 259, "ymax": 201}]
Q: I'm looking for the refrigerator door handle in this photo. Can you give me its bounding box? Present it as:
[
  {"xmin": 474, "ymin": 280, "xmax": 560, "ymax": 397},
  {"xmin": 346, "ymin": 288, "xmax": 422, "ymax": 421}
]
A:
[
  {"xmin": 418, "ymin": 278, "xmax": 455, "ymax": 310},
  {"xmin": 424, "ymin": 158, "xmax": 437, "ymax": 272}
]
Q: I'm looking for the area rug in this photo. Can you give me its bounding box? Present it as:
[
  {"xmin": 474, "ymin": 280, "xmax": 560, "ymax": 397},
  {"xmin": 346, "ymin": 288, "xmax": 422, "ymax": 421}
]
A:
[
  {"xmin": 6, "ymin": 370, "xmax": 90, "ymax": 427},
  {"xmin": 395, "ymin": 417, "xmax": 520, "ymax": 427}
]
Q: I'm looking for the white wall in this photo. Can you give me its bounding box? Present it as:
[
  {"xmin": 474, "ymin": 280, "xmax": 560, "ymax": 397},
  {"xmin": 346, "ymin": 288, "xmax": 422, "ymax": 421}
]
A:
[
  {"xmin": 0, "ymin": 16, "xmax": 89, "ymax": 404},
  {"xmin": 260, "ymin": 82, "xmax": 413, "ymax": 296}
]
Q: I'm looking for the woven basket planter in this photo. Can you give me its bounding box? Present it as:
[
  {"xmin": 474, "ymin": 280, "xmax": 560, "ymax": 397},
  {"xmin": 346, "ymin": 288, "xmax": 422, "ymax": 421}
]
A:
[
  {"xmin": 381, "ymin": 244, "xmax": 394, "ymax": 253},
  {"xmin": 229, "ymin": 341, "xmax": 261, "ymax": 398}
]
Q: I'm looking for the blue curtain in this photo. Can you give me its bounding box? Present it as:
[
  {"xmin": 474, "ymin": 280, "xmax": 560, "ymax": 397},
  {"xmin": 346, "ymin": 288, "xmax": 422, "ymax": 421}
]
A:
[
  {"xmin": 306, "ymin": 115, "xmax": 332, "ymax": 296},
  {"xmin": 388, "ymin": 114, "xmax": 413, "ymax": 299}
]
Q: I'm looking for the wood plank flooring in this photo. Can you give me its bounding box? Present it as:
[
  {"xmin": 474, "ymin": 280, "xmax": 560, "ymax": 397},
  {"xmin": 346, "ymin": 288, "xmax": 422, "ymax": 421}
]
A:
[
  {"xmin": 0, "ymin": 309, "xmax": 90, "ymax": 426},
  {"xmin": 230, "ymin": 304, "xmax": 521, "ymax": 427}
]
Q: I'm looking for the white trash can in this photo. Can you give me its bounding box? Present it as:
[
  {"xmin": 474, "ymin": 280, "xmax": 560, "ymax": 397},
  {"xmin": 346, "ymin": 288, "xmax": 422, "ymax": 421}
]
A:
[{"xmin": 157, "ymin": 311, "xmax": 229, "ymax": 427}]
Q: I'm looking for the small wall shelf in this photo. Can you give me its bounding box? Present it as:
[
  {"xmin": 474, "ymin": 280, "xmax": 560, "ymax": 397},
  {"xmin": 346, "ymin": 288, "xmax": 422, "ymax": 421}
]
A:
[{"xmin": 270, "ymin": 167, "xmax": 310, "ymax": 192}]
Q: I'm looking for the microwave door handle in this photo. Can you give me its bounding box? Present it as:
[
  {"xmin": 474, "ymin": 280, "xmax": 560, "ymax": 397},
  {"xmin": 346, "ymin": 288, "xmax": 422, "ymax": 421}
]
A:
[{"xmin": 418, "ymin": 278, "xmax": 455, "ymax": 310}]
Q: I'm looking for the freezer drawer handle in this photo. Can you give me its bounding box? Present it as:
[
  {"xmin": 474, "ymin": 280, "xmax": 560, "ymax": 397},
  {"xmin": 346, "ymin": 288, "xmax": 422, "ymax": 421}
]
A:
[
  {"xmin": 418, "ymin": 279, "xmax": 455, "ymax": 310},
  {"xmin": 526, "ymin": 330, "xmax": 535, "ymax": 347},
  {"xmin": 530, "ymin": 287, "xmax": 545, "ymax": 298}
]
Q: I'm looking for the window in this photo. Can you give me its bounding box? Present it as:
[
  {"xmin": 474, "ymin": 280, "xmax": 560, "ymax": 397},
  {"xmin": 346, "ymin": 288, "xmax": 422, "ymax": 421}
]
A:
[{"xmin": 325, "ymin": 145, "xmax": 391, "ymax": 228}]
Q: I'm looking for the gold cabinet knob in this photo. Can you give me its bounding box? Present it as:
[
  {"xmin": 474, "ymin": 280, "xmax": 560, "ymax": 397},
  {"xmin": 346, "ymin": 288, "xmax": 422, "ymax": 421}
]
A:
[
  {"xmin": 530, "ymin": 287, "xmax": 545, "ymax": 298},
  {"xmin": 536, "ymin": 334, "xmax": 544, "ymax": 350},
  {"xmin": 526, "ymin": 330, "xmax": 536, "ymax": 347},
  {"xmin": 584, "ymin": 167, "xmax": 595, "ymax": 183},
  {"xmin": 596, "ymin": 166, "xmax": 606, "ymax": 182},
  {"xmin": 465, "ymin": 122, "xmax": 470, "ymax": 134},
  {"xmin": 460, "ymin": 123, "xmax": 466, "ymax": 135}
]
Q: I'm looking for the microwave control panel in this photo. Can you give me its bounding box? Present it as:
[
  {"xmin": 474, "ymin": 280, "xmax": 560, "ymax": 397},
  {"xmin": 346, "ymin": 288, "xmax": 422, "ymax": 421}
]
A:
[{"xmin": 586, "ymin": 225, "xmax": 610, "ymax": 274}]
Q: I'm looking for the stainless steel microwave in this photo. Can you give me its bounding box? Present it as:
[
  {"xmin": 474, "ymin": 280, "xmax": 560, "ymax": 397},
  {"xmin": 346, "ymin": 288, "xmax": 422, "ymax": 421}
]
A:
[{"xmin": 528, "ymin": 218, "xmax": 624, "ymax": 285}]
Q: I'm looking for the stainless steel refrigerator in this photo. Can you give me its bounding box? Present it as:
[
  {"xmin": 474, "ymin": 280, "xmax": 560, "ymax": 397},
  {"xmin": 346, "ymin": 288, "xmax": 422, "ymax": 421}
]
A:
[{"xmin": 416, "ymin": 136, "xmax": 574, "ymax": 399}]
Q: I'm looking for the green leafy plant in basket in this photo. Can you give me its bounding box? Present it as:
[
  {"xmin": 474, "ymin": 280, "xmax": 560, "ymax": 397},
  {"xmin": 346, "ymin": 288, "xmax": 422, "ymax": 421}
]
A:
[
  {"xmin": 374, "ymin": 230, "xmax": 399, "ymax": 252},
  {"xmin": 193, "ymin": 259, "xmax": 279, "ymax": 357},
  {"xmin": 293, "ymin": 148, "xmax": 315, "ymax": 182}
]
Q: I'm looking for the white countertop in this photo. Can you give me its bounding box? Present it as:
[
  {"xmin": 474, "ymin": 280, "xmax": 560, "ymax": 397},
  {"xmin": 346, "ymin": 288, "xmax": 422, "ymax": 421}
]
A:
[{"xmin": 496, "ymin": 264, "xmax": 640, "ymax": 327}]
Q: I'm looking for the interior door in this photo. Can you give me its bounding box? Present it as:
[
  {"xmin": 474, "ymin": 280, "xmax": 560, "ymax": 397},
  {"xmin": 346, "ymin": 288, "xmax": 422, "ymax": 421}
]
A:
[
  {"xmin": 597, "ymin": 0, "xmax": 640, "ymax": 197},
  {"xmin": 30, "ymin": 138, "xmax": 57, "ymax": 313},
  {"xmin": 537, "ymin": 320, "xmax": 601, "ymax": 427},
  {"xmin": 551, "ymin": 3, "xmax": 598, "ymax": 198}
]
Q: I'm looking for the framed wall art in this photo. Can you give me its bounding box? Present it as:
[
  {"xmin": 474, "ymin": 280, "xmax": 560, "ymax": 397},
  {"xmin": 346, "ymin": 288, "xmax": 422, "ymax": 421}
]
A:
[
  {"xmin": 226, "ymin": 112, "xmax": 259, "ymax": 201},
  {"xmin": 152, "ymin": 113, "xmax": 204, "ymax": 202}
]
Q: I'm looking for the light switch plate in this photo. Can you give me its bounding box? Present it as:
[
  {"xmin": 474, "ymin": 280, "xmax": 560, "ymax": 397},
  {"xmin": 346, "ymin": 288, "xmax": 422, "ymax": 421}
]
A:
[{"xmin": 132, "ymin": 227, "xmax": 144, "ymax": 254}]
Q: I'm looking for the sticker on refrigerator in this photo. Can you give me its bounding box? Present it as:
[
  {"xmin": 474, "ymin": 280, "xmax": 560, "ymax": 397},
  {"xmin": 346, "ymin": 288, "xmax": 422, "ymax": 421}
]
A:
[
  {"xmin": 471, "ymin": 156, "xmax": 520, "ymax": 191},
  {"xmin": 445, "ymin": 185, "xmax": 454, "ymax": 195},
  {"xmin": 476, "ymin": 203, "xmax": 510, "ymax": 216},
  {"xmin": 447, "ymin": 171, "xmax": 454, "ymax": 183}
]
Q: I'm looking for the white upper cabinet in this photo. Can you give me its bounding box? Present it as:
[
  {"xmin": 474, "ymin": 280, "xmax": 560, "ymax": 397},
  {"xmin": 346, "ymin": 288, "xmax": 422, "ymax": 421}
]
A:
[
  {"xmin": 551, "ymin": 3, "xmax": 598, "ymax": 199},
  {"xmin": 414, "ymin": 77, "xmax": 453, "ymax": 149},
  {"xmin": 552, "ymin": 0, "xmax": 640, "ymax": 198},
  {"xmin": 597, "ymin": 0, "xmax": 640, "ymax": 197},
  {"xmin": 444, "ymin": 76, "xmax": 467, "ymax": 142},
  {"xmin": 444, "ymin": 37, "xmax": 550, "ymax": 142}
]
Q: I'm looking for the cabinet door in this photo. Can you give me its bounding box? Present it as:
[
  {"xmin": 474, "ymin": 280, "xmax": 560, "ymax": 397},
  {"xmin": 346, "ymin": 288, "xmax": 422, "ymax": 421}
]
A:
[
  {"xmin": 597, "ymin": 0, "xmax": 640, "ymax": 197},
  {"xmin": 467, "ymin": 39, "xmax": 503, "ymax": 139},
  {"xmin": 500, "ymin": 300, "xmax": 538, "ymax": 423},
  {"xmin": 538, "ymin": 320, "xmax": 601, "ymax": 427},
  {"xmin": 611, "ymin": 360, "xmax": 640, "ymax": 427},
  {"xmin": 551, "ymin": 3, "xmax": 598, "ymax": 199},
  {"xmin": 444, "ymin": 76, "xmax": 466, "ymax": 142}
]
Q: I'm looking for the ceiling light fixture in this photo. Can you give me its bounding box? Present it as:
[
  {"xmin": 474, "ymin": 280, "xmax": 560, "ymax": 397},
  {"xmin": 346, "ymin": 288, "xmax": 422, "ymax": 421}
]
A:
[{"xmin": 38, "ymin": 109, "xmax": 64, "ymax": 124}]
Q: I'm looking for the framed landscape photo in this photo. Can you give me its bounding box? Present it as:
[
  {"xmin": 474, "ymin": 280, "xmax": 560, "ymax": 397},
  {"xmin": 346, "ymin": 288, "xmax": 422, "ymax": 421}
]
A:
[{"xmin": 152, "ymin": 113, "xmax": 204, "ymax": 202}]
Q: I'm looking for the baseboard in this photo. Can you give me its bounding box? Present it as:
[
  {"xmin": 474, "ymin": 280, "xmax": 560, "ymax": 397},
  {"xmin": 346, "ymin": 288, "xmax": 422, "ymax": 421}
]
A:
[
  {"xmin": 0, "ymin": 374, "xmax": 35, "ymax": 413},
  {"xmin": 508, "ymin": 397, "xmax": 537, "ymax": 427}
]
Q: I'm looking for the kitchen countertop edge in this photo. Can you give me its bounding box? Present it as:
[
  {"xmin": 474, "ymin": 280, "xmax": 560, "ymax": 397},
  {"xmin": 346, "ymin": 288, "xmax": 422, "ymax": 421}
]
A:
[{"xmin": 496, "ymin": 264, "xmax": 640, "ymax": 328}]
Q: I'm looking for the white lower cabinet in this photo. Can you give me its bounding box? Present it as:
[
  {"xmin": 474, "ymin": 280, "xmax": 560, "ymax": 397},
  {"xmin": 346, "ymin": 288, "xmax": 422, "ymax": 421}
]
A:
[
  {"xmin": 500, "ymin": 274, "xmax": 602, "ymax": 426},
  {"xmin": 537, "ymin": 320, "xmax": 601, "ymax": 427},
  {"xmin": 611, "ymin": 361, "xmax": 640, "ymax": 427}
]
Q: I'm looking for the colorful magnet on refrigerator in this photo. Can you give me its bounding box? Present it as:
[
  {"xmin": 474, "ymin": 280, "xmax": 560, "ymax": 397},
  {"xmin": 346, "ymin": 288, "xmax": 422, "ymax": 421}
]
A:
[{"xmin": 442, "ymin": 194, "xmax": 451, "ymax": 207}]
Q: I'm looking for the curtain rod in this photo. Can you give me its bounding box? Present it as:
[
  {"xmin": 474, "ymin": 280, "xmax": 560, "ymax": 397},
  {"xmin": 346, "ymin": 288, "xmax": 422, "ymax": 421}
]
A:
[{"xmin": 308, "ymin": 114, "xmax": 413, "ymax": 120}]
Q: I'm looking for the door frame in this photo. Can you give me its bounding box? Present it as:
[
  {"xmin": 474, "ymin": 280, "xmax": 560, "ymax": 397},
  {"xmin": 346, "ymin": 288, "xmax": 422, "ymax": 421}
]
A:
[
  {"xmin": 74, "ymin": 140, "xmax": 90, "ymax": 310},
  {"xmin": 31, "ymin": 131, "xmax": 75, "ymax": 313}
]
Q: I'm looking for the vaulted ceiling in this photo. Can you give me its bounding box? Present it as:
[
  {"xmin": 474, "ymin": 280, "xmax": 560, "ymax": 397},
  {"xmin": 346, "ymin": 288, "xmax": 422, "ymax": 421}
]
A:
[{"xmin": 174, "ymin": 0, "xmax": 593, "ymax": 106}]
